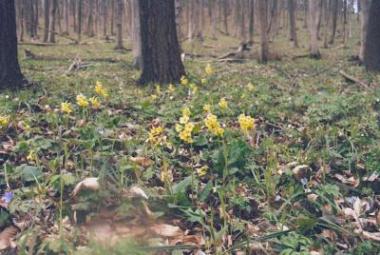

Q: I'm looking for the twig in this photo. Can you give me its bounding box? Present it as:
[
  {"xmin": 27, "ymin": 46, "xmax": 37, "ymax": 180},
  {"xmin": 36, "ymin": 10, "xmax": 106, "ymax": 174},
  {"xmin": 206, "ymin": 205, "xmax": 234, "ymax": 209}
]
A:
[{"xmin": 339, "ymin": 70, "xmax": 370, "ymax": 89}]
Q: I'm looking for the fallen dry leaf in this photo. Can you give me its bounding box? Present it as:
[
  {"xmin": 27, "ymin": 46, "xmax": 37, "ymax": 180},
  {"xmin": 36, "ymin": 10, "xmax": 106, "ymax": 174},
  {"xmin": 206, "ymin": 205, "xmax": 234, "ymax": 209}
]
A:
[
  {"xmin": 72, "ymin": 177, "xmax": 99, "ymax": 197},
  {"xmin": 150, "ymin": 223, "xmax": 183, "ymax": 237},
  {"xmin": 0, "ymin": 226, "xmax": 19, "ymax": 251},
  {"xmin": 130, "ymin": 156, "xmax": 153, "ymax": 168}
]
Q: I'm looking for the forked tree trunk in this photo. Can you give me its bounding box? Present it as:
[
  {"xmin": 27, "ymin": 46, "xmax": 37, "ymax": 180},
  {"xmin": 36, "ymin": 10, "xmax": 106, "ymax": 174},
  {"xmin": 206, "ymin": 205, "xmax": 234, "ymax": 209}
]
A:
[
  {"xmin": 0, "ymin": 0, "xmax": 26, "ymax": 90},
  {"xmin": 309, "ymin": 0, "xmax": 321, "ymax": 58},
  {"xmin": 138, "ymin": 0, "xmax": 185, "ymax": 84},
  {"xmin": 363, "ymin": 0, "xmax": 380, "ymax": 71},
  {"xmin": 359, "ymin": 0, "xmax": 371, "ymax": 62},
  {"xmin": 288, "ymin": 0, "xmax": 298, "ymax": 47},
  {"xmin": 257, "ymin": 0, "xmax": 269, "ymax": 63}
]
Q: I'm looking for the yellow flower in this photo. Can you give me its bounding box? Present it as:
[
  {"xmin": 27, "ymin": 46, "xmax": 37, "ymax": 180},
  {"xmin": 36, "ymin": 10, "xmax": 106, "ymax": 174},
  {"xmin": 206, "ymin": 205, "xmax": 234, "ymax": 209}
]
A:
[
  {"xmin": 160, "ymin": 161, "xmax": 173, "ymax": 183},
  {"xmin": 201, "ymin": 78, "xmax": 207, "ymax": 85},
  {"xmin": 205, "ymin": 63, "xmax": 214, "ymax": 76},
  {"xmin": 179, "ymin": 122, "xmax": 194, "ymax": 143},
  {"xmin": 27, "ymin": 150, "xmax": 37, "ymax": 162},
  {"xmin": 247, "ymin": 82, "xmax": 255, "ymax": 91},
  {"xmin": 179, "ymin": 115, "xmax": 189, "ymax": 124},
  {"xmin": 150, "ymin": 94, "xmax": 158, "ymax": 101},
  {"xmin": 76, "ymin": 94, "xmax": 89, "ymax": 108},
  {"xmin": 175, "ymin": 123, "xmax": 183, "ymax": 132},
  {"xmin": 180, "ymin": 76, "xmax": 189, "ymax": 86},
  {"xmin": 204, "ymin": 114, "xmax": 224, "ymax": 137},
  {"xmin": 168, "ymin": 84, "xmax": 176, "ymax": 94},
  {"xmin": 60, "ymin": 102, "xmax": 73, "ymax": 114},
  {"xmin": 203, "ymin": 104, "xmax": 212, "ymax": 113},
  {"xmin": 0, "ymin": 115, "xmax": 10, "ymax": 128},
  {"xmin": 190, "ymin": 84, "xmax": 198, "ymax": 94},
  {"xmin": 89, "ymin": 97, "xmax": 101, "ymax": 109},
  {"xmin": 196, "ymin": 166, "xmax": 208, "ymax": 177},
  {"xmin": 238, "ymin": 114, "xmax": 255, "ymax": 135},
  {"xmin": 182, "ymin": 107, "xmax": 191, "ymax": 117},
  {"xmin": 95, "ymin": 81, "xmax": 109, "ymax": 98},
  {"xmin": 148, "ymin": 125, "xmax": 165, "ymax": 145},
  {"xmin": 218, "ymin": 98, "xmax": 228, "ymax": 110}
]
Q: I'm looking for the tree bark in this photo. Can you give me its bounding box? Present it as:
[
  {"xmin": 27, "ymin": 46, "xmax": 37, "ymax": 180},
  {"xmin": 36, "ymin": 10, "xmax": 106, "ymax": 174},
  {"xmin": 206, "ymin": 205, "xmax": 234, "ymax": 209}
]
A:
[
  {"xmin": 115, "ymin": 0, "xmax": 124, "ymax": 49},
  {"xmin": 43, "ymin": 0, "xmax": 50, "ymax": 42},
  {"xmin": 288, "ymin": 0, "xmax": 298, "ymax": 47},
  {"xmin": 329, "ymin": 0, "xmax": 338, "ymax": 44},
  {"xmin": 77, "ymin": 0, "xmax": 83, "ymax": 42},
  {"xmin": 363, "ymin": 0, "xmax": 380, "ymax": 71},
  {"xmin": 257, "ymin": 0, "xmax": 269, "ymax": 63},
  {"xmin": 308, "ymin": 0, "xmax": 321, "ymax": 58},
  {"xmin": 0, "ymin": 0, "xmax": 26, "ymax": 90},
  {"xmin": 138, "ymin": 0, "xmax": 185, "ymax": 84},
  {"xmin": 48, "ymin": 0, "xmax": 58, "ymax": 43},
  {"xmin": 248, "ymin": 0, "xmax": 255, "ymax": 44},
  {"xmin": 131, "ymin": 0, "xmax": 141, "ymax": 68},
  {"xmin": 359, "ymin": 0, "xmax": 370, "ymax": 62}
]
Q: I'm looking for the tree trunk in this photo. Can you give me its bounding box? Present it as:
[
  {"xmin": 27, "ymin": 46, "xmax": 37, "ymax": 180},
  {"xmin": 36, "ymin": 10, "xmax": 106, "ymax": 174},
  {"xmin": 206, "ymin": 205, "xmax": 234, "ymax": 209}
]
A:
[
  {"xmin": 131, "ymin": 0, "xmax": 141, "ymax": 68},
  {"xmin": 323, "ymin": 0, "xmax": 331, "ymax": 48},
  {"xmin": 102, "ymin": 0, "xmax": 108, "ymax": 37},
  {"xmin": 87, "ymin": 0, "xmax": 95, "ymax": 37},
  {"xmin": 288, "ymin": 0, "xmax": 298, "ymax": 47},
  {"xmin": 359, "ymin": 0, "xmax": 371, "ymax": 62},
  {"xmin": 48, "ymin": 0, "xmax": 58, "ymax": 43},
  {"xmin": 257, "ymin": 0, "xmax": 269, "ymax": 63},
  {"xmin": 115, "ymin": 0, "xmax": 124, "ymax": 49},
  {"xmin": 329, "ymin": 0, "xmax": 338, "ymax": 44},
  {"xmin": 363, "ymin": 0, "xmax": 380, "ymax": 71},
  {"xmin": 138, "ymin": 0, "xmax": 185, "ymax": 84},
  {"xmin": 223, "ymin": 0, "xmax": 229, "ymax": 35},
  {"xmin": 77, "ymin": 0, "xmax": 83, "ymax": 42},
  {"xmin": 0, "ymin": 0, "xmax": 26, "ymax": 90},
  {"xmin": 248, "ymin": 0, "xmax": 255, "ymax": 44},
  {"xmin": 64, "ymin": 0, "xmax": 69, "ymax": 34},
  {"xmin": 308, "ymin": 0, "xmax": 321, "ymax": 58},
  {"xmin": 43, "ymin": 0, "xmax": 50, "ymax": 42}
]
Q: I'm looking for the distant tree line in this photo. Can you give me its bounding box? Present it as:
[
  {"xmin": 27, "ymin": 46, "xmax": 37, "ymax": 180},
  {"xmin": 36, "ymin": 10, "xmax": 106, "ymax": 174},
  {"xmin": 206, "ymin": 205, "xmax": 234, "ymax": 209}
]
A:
[{"xmin": 1, "ymin": 0, "xmax": 380, "ymax": 90}]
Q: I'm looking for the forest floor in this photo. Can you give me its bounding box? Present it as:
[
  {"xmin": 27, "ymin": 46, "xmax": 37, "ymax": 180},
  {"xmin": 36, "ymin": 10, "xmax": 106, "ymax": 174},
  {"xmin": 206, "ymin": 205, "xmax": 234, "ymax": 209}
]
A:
[{"xmin": 1, "ymin": 30, "xmax": 380, "ymax": 254}]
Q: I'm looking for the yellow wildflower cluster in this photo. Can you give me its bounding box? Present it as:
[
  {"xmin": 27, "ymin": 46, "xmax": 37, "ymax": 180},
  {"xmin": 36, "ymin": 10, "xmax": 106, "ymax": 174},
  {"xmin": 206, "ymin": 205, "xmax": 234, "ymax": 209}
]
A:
[
  {"xmin": 179, "ymin": 122, "xmax": 194, "ymax": 143},
  {"xmin": 95, "ymin": 81, "xmax": 109, "ymax": 98},
  {"xmin": 180, "ymin": 76, "xmax": 189, "ymax": 86},
  {"xmin": 89, "ymin": 97, "xmax": 101, "ymax": 109},
  {"xmin": 205, "ymin": 63, "xmax": 214, "ymax": 76},
  {"xmin": 60, "ymin": 102, "xmax": 73, "ymax": 114},
  {"xmin": 76, "ymin": 94, "xmax": 89, "ymax": 108},
  {"xmin": 180, "ymin": 107, "xmax": 191, "ymax": 124},
  {"xmin": 27, "ymin": 150, "xmax": 38, "ymax": 162},
  {"xmin": 196, "ymin": 166, "xmax": 208, "ymax": 177},
  {"xmin": 204, "ymin": 114, "xmax": 224, "ymax": 137},
  {"xmin": 219, "ymin": 98, "xmax": 228, "ymax": 110},
  {"xmin": 177, "ymin": 107, "xmax": 194, "ymax": 143},
  {"xmin": 0, "ymin": 115, "xmax": 10, "ymax": 128},
  {"xmin": 203, "ymin": 104, "xmax": 212, "ymax": 113},
  {"xmin": 190, "ymin": 83, "xmax": 198, "ymax": 94},
  {"xmin": 148, "ymin": 125, "xmax": 165, "ymax": 145},
  {"xmin": 238, "ymin": 114, "xmax": 255, "ymax": 135}
]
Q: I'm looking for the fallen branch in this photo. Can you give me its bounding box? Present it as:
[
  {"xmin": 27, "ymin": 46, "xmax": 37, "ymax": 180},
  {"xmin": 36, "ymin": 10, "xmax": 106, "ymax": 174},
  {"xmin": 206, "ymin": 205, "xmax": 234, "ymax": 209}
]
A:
[
  {"xmin": 24, "ymin": 49, "xmax": 122, "ymax": 63},
  {"xmin": 339, "ymin": 70, "xmax": 370, "ymax": 89}
]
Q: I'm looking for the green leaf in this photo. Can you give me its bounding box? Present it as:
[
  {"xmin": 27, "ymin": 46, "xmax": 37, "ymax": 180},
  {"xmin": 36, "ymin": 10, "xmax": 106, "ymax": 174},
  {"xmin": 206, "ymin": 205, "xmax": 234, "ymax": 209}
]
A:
[{"xmin": 15, "ymin": 164, "xmax": 43, "ymax": 182}]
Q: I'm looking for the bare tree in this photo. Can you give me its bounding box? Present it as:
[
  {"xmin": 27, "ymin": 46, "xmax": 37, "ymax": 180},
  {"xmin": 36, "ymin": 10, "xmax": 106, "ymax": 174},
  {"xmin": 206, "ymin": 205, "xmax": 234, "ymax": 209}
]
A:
[
  {"xmin": 48, "ymin": 0, "xmax": 58, "ymax": 43},
  {"xmin": 115, "ymin": 0, "xmax": 124, "ymax": 49},
  {"xmin": 131, "ymin": 0, "xmax": 141, "ymax": 68},
  {"xmin": 43, "ymin": 0, "xmax": 50, "ymax": 42}
]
